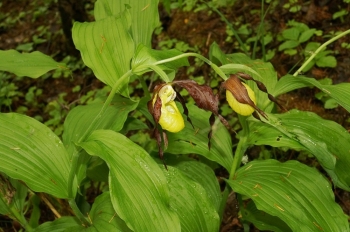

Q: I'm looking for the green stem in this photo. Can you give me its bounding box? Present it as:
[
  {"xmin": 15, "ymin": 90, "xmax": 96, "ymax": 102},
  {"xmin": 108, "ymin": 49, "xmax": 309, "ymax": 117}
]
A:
[
  {"xmin": 204, "ymin": 2, "xmax": 248, "ymax": 54},
  {"xmin": 9, "ymin": 205, "xmax": 32, "ymax": 231},
  {"xmin": 66, "ymin": 70, "xmax": 133, "ymax": 225},
  {"xmin": 153, "ymin": 52, "xmax": 228, "ymax": 81},
  {"xmin": 68, "ymin": 198, "xmax": 90, "ymax": 227},
  {"xmin": 229, "ymin": 115, "xmax": 249, "ymax": 179},
  {"xmin": 293, "ymin": 29, "xmax": 350, "ymax": 76},
  {"xmin": 139, "ymin": 75, "xmax": 151, "ymax": 99}
]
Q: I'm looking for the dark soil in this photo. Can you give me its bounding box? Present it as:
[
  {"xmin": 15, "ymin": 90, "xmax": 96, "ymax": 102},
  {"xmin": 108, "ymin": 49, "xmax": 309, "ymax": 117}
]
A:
[{"xmin": 1, "ymin": 0, "xmax": 350, "ymax": 231}]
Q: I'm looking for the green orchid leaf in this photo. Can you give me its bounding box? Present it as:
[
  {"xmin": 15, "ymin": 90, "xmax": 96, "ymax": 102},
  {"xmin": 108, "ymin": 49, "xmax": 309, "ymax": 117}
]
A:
[
  {"xmin": 163, "ymin": 165, "xmax": 220, "ymax": 232},
  {"xmin": 62, "ymin": 95, "xmax": 138, "ymax": 152},
  {"xmin": 79, "ymin": 130, "xmax": 180, "ymax": 232},
  {"xmin": 0, "ymin": 50, "xmax": 65, "ymax": 78},
  {"xmin": 54, "ymin": 192, "xmax": 130, "ymax": 232},
  {"xmin": 132, "ymin": 44, "xmax": 189, "ymax": 79},
  {"xmin": 62, "ymin": 95, "xmax": 138, "ymax": 187},
  {"xmin": 168, "ymin": 158, "xmax": 222, "ymax": 212},
  {"xmin": 33, "ymin": 217, "xmax": 81, "ymax": 232},
  {"xmin": 241, "ymin": 201, "xmax": 291, "ymax": 232},
  {"xmin": 274, "ymin": 75, "xmax": 350, "ymax": 113},
  {"xmin": 272, "ymin": 75, "xmax": 313, "ymax": 96},
  {"xmin": 250, "ymin": 110, "xmax": 350, "ymax": 190},
  {"xmin": 166, "ymin": 104, "xmax": 234, "ymax": 171},
  {"xmin": 72, "ymin": 9, "xmax": 134, "ymax": 96},
  {"xmin": 94, "ymin": 0, "xmax": 159, "ymax": 48},
  {"xmin": 226, "ymin": 159, "xmax": 349, "ymax": 231},
  {"xmin": 0, "ymin": 113, "xmax": 73, "ymax": 199}
]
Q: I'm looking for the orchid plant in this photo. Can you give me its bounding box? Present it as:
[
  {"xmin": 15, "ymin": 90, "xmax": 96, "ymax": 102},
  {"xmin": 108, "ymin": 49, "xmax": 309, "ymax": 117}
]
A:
[{"xmin": 1, "ymin": 0, "xmax": 350, "ymax": 231}]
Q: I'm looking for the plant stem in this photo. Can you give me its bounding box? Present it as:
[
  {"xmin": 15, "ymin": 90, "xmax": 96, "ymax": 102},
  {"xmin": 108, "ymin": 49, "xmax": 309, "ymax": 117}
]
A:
[
  {"xmin": 68, "ymin": 198, "xmax": 90, "ymax": 227},
  {"xmin": 66, "ymin": 70, "xmax": 133, "ymax": 226},
  {"xmin": 153, "ymin": 52, "xmax": 228, "ymax": 81},
  {"xmin": 139, "ymin": 75, "xmax": 151, "ymax": 99},
  {"xmin": 293, "ymin": 28, "xmax": 350, "ymax": 76},
  {"xmin": 204, "ymin": 2, "xmax": 248, "ymax": 55},
  {"xmin": 229, "ymin": 115, "xmax": 249, "ymax": 179}
]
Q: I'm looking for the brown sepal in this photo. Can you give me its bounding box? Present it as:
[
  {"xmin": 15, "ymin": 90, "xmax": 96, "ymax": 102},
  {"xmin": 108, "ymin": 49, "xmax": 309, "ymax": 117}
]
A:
[
  {"xmin": 174, "ymin": 80, "xmax": 220, "ymax": 115},
  {"xmin": 174, "ymin": 89, "xmax": 194, "ymax": 129}
]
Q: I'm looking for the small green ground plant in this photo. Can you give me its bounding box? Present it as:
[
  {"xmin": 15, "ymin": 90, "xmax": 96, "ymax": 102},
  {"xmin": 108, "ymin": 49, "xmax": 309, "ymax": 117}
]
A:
[{"xmin": 1, "ymin": 1, "xmax": 350, "ymax": 231}]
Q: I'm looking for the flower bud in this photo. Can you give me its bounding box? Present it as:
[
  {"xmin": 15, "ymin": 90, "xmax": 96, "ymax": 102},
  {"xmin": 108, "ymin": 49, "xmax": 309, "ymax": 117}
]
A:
[
  {"xmin": 152, "ymin": 84, "xmax": 185, "ymax": 133},
  {"xmin": 226, "ymin": 82, "xmax": 256, "ymax": 116}
]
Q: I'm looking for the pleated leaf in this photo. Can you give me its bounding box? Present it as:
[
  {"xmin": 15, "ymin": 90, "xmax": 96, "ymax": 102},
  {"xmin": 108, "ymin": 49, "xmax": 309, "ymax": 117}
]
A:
[
  {"xmin": 79, "ymin": 130, "xmax": 180, "ymax": 232},
  {"xmin": 166, "ymin": 104, "xmax": 234, "ymax": 171},
  {"xmin": 0, "ymin": 113, "xmax": 73, "ymax": 199},
  {"xmin": 274, "ymin": 74, "xmax": 350, "ymax": 113},
  {"xmin": 0, "ymin": 50, "xmax": 65, "ymax": 78},
  {"xmin": 226, "ymin": 159, "xmax": 349, "ymax": 231},
  {"xmin": 62, "ymin": 95, "xmax": 138, "ymax": 152},
  {"xmin": 94, "ymin": 0, "xmax": 159, "ymax": 48},
  {"xmin": 241, "ymin": 201, "xmax": 291, "ymax": 232},
  {"xmin": 33, "ymin": 217, "xmax": 81, "ymax": 232},
  {"xmin": 163, "ymin": 165, "xmax": 220, "ymax": 232},
  {"xmin": 72, "ymin": 9, "xmax": 134, "ymax": 95},
  {"xmin": 257, "ymin": 110, "xmax": 350, "ymax": 190},
  {"xmin": 168, "ymin": 158, "xmax": 222, "ymax": 212},
  {"xmin": 47, "ymin": 192, "xmax": 130, "ymax": 232}
]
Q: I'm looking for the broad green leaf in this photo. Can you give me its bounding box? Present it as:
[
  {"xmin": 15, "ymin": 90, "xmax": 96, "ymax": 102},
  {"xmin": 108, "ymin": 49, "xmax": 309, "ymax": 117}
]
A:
[
  {"xmin": 162, "ymin": 165, "xmax": 220, "ymax": 232},
  {"xmin": 298, "ymin": 29, "xmax": 315, "ymax": 43},
  {"xmin": 33, "ymin": 217, "xmax": 81, "ymax": 232},
  {"xmin": 316, "ymin": 55, "xmax": 337, "ymax": 68},
  {"xmin": 274, "ymin": 75, "xmax": 350, "ymax": 113},
  {"xmin": 272, "ymin": 75, "xmax": 312, "ymax": 96},
  {"xmin": 62, "ymin": 95, "xmax": 138, "ymax": 152},
  {"xmin": 282, "ymin": 27, "xmax": 300, "ymax": 41},
  {"xmin": 62, "ymin": 95, "xmax": 138, "ymax": 187},
  {"xmin": 226, "ymin": 159, "xmax": 349, "ymax": 231},
  {"xmin": 72, "ymin": 9, "xmax": 134, "ymax": 95},
  {"xmin": 241, "ymin": 201, "xmax": 291, "ymax": 232},
  {"xmin": 251, "ymin": 110, "xmax": 350, "ymax": 190},
  {"xmin": 94, "ymin": 0, "xmax": 159, "ymax": 48},
  {"xmin": 64, "ymin": 192, "xmax": 131, "ymax": 232},
  {"xmin": 79, "ymin": 130, "xmax": 180, "ymax": 232},
  {"xmin": 168, "ymin": 158, "xmax": 222, "ymax": 212},
  {"xmin": 132, "ymin": 44, "xmax": 189, "ymax": 80},
  {"xmin": 247, "ymin": 120, "xmax": 305, "ymax": 151},
  {"xmin": 278, "ymin": 40, "xmax": 300, "ymax": 51},
  {"xmin": 0, "ymin": 113, "xmax": 73, "ymax": 198},
  {"xmin": 0, "ymin": 50, "xmax": 65, "ymax": 78},
  {"xmin": 166, "ymin": 104, "xmax": 234, "ymax": 171}
]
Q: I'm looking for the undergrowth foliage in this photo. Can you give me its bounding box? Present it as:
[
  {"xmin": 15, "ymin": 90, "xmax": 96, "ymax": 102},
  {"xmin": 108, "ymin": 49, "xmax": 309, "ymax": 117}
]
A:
[{"xmin": 1, "ymin": 0, "xmax": 350, "ymax": 231}]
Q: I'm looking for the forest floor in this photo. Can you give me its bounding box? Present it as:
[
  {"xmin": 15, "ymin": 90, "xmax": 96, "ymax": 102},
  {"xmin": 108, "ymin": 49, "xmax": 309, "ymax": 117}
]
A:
[{"xmin": 1, "ymin": 0, "xmax": 350, "ymax": 231}]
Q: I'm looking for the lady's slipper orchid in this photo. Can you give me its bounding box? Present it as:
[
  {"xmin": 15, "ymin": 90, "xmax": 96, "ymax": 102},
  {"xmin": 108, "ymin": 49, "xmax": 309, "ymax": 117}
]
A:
[
  {"xmin": 226, "ymin": 82, "xmax": 256, "ymax": 116},
  {"xmin": 151, "ymin": 84, "xmax": 184, "ymax": 133},
  {"xmin": 222, "ymin": 74, "xmax": 268, "ymax": 119}
]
